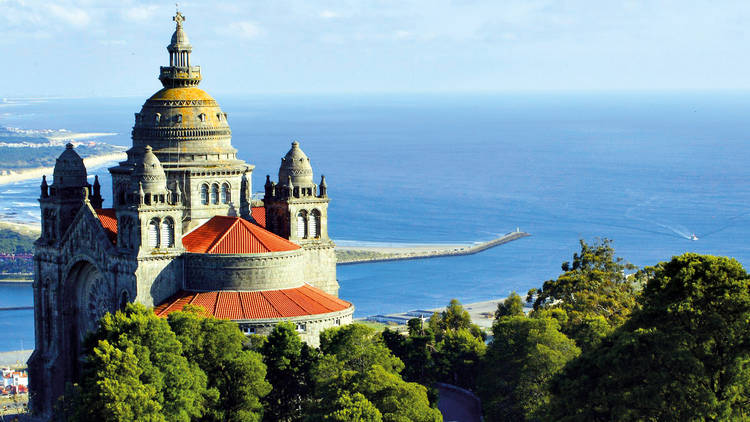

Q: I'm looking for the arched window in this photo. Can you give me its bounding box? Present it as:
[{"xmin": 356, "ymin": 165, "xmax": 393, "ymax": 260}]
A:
[
  {"xmin": 161, "ymin": 217, "xmax": 175, "ymax": 248},
  {"xmin": 211, "ymin": 184, "xmax": 219, "ymax": 204},
  {"xmin": 221, "ymin": 183, "xmax": 230, "ymax": 204},
  {"xmin": 310, "ymin": 209, "xmax": 321, "ymax": 238},
  {"xmin": 148, "ymin": 219, "xmax": 160, "ymax": 248},
  {"xmin": 200, "ymin": 184, "xmax": 209, "ymax": 205},
  {"xmin": 296, "ymin": 211, "xmax": 308, "ymax": 239}
]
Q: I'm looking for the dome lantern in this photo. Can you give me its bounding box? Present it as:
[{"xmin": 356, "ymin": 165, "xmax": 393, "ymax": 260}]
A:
[{"xmin": 159, "ymin": 11, "xmax": 201, "ymax": 88}]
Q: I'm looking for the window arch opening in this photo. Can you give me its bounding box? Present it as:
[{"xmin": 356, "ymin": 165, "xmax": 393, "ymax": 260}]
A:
[
  {"xmin": 148, "ymin": 219, "xmax": 160, "ymax": 248},
  {"xmin": 296, "ymin": 211, "xmax": 308, "ymax": 239},
  {"xmin": 310, "ymin": 209, "xmax": 321, "ymax": 238},
  {"xmin": 221, "ymin": 183, "xmax": 230, "ymax": 204},
  {"xmin": 211, "ymin": 184, "xmax": 219, "ymax": 205},
  {"xmin": 161, "ymin": 217, "xmax": 175, "ymax": 248},
  {"xmin": 200, "ymin": 184, "xmax": 209, "ymax": 205}
]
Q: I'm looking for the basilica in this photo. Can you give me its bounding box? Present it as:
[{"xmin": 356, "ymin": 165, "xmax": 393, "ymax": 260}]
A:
[{"xmin": 28, "ymin": 12, "xmax": 353, "ymax": 417}]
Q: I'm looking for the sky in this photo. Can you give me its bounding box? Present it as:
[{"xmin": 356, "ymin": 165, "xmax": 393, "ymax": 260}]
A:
[{"xmin": 1, "ymin": 0, "xmax": 750, "ymax": 97}]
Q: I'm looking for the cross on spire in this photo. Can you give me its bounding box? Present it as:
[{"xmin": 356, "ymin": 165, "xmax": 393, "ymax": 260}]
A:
[{"xmin": 173, "ymin": 10, "xmax": 185, "ymax": 28}]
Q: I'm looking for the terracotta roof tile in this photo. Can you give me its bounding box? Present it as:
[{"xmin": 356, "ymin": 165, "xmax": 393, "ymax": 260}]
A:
[
  {"xmin": 95, "ymin": 208, "xmax": 117, "ymax": 244},
  {"xmin": 154, "ymin": 284, "xmax": 352, "ymax": 320},
  {"xmin": 182, "ymin": 215, "xmax": 300, "ymax": 254},
  {"xmin": 251, "ymin": 206, "xmax": 266, "ymax": 228}
]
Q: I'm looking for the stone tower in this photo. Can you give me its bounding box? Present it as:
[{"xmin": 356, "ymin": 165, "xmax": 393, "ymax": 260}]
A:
[{"xmin": 264, "ymin": 141, "xmax": 338, "ymax": 295}]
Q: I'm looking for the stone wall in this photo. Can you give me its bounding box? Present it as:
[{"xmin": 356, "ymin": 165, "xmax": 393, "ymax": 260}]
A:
[
  {"xmin": 185, "ymin": 249, "xmax": 305, "ymax": 291},
  {"xmin": 302, "ymin": 244, "xmax": 338, "ymax": 295},
  {"xmin": 135, "ymin": 254, "xmax": 183, "ymax": 306},
  {"xmin": 237, "ymin": 306, "xmax": 354, "ymax": 348}
]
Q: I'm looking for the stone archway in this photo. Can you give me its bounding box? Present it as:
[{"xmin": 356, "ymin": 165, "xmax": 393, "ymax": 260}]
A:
[{"xmin": 62, "ymin": 261, "xmax": 114, "ymax": 382}]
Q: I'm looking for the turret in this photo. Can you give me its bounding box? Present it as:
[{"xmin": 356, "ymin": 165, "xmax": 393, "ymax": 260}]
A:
[
  {"xmin": 133, "ymin": 146, "xmax": 170, "ymax": 206},
  {"xmin": 39, "ymin": 144, "xmax": 91, "ymax": 242},
  {"xmin": 319, "ymin": 175, "xmax": 327, "ymax": 198},
  {"xmin": 264, "ymin": 141, "xmax": 331, "ymax": 243},
  {"xmin": 90, "ymin": 175, "xmax": 103, "ymax": 208},
  {"xmin": 40, "ymin": 175, "xmax": 48, "ymax": 198}
]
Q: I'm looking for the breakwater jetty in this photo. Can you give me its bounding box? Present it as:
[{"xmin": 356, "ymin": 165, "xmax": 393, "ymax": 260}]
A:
[{"xmin": 336, "ymin": 230, "xmax": 530, "ymax": 265}]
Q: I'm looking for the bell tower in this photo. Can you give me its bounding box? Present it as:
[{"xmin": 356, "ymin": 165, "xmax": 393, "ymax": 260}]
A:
[{"xmin": 264, "ymin": 141, "xmax": 338, "ymax": 295}]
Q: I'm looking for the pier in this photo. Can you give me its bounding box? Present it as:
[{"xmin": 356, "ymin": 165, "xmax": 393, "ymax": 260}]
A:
[{"xmin": 336, "ymin": 231, "xmax": 530, "ymax": 265}]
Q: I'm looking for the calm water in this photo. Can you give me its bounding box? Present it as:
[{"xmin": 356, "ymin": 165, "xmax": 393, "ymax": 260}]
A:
[{"xmin": 2, "ymin": 92, "xmax": 750, "ymax": 351}]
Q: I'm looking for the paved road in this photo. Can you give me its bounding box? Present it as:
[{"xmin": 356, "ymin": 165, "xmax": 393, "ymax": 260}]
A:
[{"xmin": 437, "ymin": 383, "xmax": 482, "ymax": 422}]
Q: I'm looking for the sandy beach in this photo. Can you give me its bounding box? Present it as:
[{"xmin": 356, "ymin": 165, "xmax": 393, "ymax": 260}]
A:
[{"xmin": 0, "ymin": 151, "xmax": 127, "ymax": 186}]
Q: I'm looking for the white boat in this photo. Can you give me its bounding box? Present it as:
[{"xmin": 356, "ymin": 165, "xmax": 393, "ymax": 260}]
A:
[{"xmin": 690, "ymin": 233, "xmax": 699, "ymax": 241}]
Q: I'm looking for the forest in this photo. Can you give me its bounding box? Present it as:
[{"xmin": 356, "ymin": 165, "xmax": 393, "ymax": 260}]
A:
[{"xmin": 60, "ymin": 240, "xmax": 750, "ymax": 421}]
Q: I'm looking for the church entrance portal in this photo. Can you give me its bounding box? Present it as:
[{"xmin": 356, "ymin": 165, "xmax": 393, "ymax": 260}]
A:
[{"xmin": 62, "ymin": 261, "xmax": 114, "ymax": 382}]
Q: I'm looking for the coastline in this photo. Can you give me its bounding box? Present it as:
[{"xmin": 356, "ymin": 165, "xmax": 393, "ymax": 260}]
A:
[
  {"xmin": 336, "ymin": 231, "xmax": 530, "ymax": 265},
  {"xmin": 0, "ymin": 151, "xmax": 127, "ymax": 186}
]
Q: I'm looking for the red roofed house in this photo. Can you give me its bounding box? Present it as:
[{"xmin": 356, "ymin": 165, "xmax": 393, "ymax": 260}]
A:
[{"xmin": 30, "ymin": 12, "xmax": 351, "ymax": 418}]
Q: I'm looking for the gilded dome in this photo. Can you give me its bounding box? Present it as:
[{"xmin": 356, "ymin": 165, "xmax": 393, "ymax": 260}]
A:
[
  {"xmin": 278, "ymin": 141, "xmax": 314, "ymax": 187},
  {"xmin": 53, "ymin": 143, "xmax": 88, "ymax": 188},
  {"xmin": 132, "ymin": 86, "xmax": 239, "ymax": 166}
]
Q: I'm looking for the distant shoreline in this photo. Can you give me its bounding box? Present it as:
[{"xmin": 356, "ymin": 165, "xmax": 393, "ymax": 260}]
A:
[{"xmin": 0, "ymin": 151, "xmax": 127, "ymax": 186}]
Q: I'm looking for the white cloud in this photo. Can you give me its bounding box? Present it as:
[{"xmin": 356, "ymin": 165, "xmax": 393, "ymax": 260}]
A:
[
  {"xmin": 394, "ymin": 30, "xmax": 411, "ymax": 40},
  {"xmin": 123, "ymin": 5, "xmax": 159, "ymax": 22},
  {"xmin": 47, "ymin": 4, "xmax": 90, "ymax": 28},
  {"xmin": 218, "ymin": 21, "xmax": 263, "ymax": 39},
  {"xmin": 319, "ymin": 10, "xmax": 339, "ymax": 19}
]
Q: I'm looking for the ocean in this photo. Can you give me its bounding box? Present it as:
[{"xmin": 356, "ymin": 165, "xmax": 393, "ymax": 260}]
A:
[{"xmin": 1, "ymin": 91, "xmax": 750, "ymax": 352}]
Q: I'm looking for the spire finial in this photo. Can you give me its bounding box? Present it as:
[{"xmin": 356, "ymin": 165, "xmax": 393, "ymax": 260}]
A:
[{"xmin": 173, "ymin": 9, "xmax": 185, "ymax": 29}]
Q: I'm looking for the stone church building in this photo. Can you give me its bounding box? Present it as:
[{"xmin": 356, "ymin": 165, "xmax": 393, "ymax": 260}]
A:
[{"xmin": 28, "ymin": 12, "xmax": 353, "ymax": 417}]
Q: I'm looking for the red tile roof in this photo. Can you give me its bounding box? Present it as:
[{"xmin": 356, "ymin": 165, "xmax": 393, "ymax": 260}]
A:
[
  {"xmin": 183, "ymin": 215, "xmax": 300, "ymax": 254},
  {"xmin": 95, "ymin": 208, "xmax": 117, "ymax": 244},
  {"xmin": 153, "ymin": 284, "xmax": 352, "ymax": 319},
  {"xmin": 251, "ymin": 206, "xmax": 266, "ymax": 228}
]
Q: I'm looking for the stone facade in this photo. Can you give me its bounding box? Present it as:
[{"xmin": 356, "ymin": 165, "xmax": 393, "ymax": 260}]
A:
[{"xmin": 28, "ymin": 12, "xmax": 353, "ymax": 419}]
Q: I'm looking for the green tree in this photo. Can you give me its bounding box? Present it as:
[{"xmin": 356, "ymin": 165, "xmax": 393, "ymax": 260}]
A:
[
  {"xmin": 67, "ymin": 303, "xmax": 207, "ymax": 422},
  {"xmin": 353, "ymin": 365, "xmax": 443, "ymax": 422},
  {"xmin": 527, "ymin": 239, "xmax": 637, "ymax": 350},
  {"xmin": 495, "ymin": 292, "xmax": 525, "ymax": 319},
  {"xmin": 429, "ymin": 299, "xmax": 484, "ymax": 340},
  {"xmin": 259, "ymin": 322, "xmax": 317, "ymax": 422},
  {"xmin": 548, "ymin": 253, "xmax": 750, "ymax": 421},
  {"xmin": 312, "ymin": 325, "xmax": 442, "ymax": 422},
  {"xmin": 478, "ymin": 315, "xmax": 580, "ymax": 421},
  {"xmin": 382, "ymin": 325, "xmax": 436, "ymax": 390},
  {"xmin": 168, "ymin": 306, "xmax": 270, "ymax": 422},
  {"xmin": 434, "ymin": 328, "xmax": 486, "ymax": 389},
  {"xmin": 316, "ymin": 393, "xmax": 383, "ymax": 422},
  {"xmin": 319, "ymin": 324, "xmax": 404, "ymax": 375},
  {"xmin": 63, "ymin": 341, "xmax": 164, "ymax": 421}
]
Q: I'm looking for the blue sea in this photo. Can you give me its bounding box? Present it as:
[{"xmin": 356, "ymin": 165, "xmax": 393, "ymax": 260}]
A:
[{"xmin": 2, "ymin": 91, "xmax": 750, "ymax": 352}]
